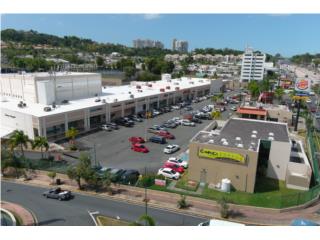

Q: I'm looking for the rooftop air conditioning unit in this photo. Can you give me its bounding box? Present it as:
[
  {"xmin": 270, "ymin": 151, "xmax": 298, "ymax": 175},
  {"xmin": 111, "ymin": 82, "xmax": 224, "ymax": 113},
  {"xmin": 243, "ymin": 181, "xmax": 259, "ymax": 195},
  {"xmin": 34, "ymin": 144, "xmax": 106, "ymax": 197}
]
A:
[
  {"xmin": 222, "ymin": 141, "xmax": 229, "ymax": 146},
  {"xmin": 252, "ymin": 130, "xmax": 258, "ymax": 134},
  {"xmin": 269, "ymin": 132, "xmax": 274, "ymax": 136},
  {"xmin": 166, "ymin": 86, "xmax": 171, "ymax": 90},
  {"xmin": 148, "ymin": 84, "xmax": 152, "ymax": 87},
  {"xmin": 237, "ymin": 143, "xmax": 244, "ymax": 148},
  {"xmin": 130, "ymin": 94, "xmax": 134, "ymax": 98},
  {"xmin": 268, "ymin": 136, "xmax": 274, "ymax": 141},
  {"xmin": 175, "ymin": 87, "xmax": 180, "ymax": 91},
  {"xmin": 114, "ymin": 99, "xmax": 118, "ymax": 102},
  {"xmin": 102, "ymin": 99, "xmax": 106, "ymax": 103},
  {"xmin": 160, "ymin": 88, "xmax": 165, "ymax": 92},
  {"xmin": 251, "ymin": 134, "xmax": 257, "ymax": 138},
  {"xmin": 208, "ymin": 139, "xmax": 214, "ymax": 144},
  {"xmin": 136, "ymin": 85, "xmax": 141, "ymax": 89},
  {"xmin": 235, "ymin": 137, "xmax": 241, "ymax": 141},
  {"xmin": 44, "ymin": 107, "xmax": 52, "ymax": 112}
]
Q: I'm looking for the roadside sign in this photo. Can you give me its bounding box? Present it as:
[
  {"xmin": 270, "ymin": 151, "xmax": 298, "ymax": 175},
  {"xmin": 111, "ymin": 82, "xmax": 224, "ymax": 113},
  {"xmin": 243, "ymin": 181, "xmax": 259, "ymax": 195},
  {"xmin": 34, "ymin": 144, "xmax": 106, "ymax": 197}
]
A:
[{"xmin": 295, "ymin": 78, "xmax": 310, "ymax": 95}]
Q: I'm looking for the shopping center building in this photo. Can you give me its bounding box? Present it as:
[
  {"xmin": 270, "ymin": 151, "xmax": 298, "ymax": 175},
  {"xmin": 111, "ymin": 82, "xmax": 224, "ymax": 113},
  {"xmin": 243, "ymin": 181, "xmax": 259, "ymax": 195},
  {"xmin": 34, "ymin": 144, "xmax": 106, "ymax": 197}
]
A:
[
  {"xmin": 0, "ymin": 72, "xmax": 222, "ymax": 140},
  {"xmin": 189, "ymin": 118, "xmax": 312, "ymax": 192}
]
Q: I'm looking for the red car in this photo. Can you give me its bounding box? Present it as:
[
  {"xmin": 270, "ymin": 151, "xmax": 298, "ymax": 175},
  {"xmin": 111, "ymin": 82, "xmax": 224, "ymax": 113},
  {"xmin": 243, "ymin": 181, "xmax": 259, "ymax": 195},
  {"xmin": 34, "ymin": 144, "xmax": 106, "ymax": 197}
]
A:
[
  {"xmin": 163, "ymin": 162, "xmax": 184, "ymax": 173},
  {"xmin": 156, "ymin": 131, "xmax": 175, "ymax": 139},
  {"xmin": 129, "ymin": 136, "xmax": 145, "ymax": 144},
  {"xmin": 131, "ymin": 143, "xmax": 149, "ymax": 153}
]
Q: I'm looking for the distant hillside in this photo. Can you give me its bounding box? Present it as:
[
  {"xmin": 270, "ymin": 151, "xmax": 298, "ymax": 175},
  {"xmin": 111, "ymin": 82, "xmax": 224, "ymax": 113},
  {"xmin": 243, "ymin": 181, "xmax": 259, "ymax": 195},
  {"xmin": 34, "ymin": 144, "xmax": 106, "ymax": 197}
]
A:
[{"xmin": 290, "ymin": 53, "xmax": 320, "ymax": 65}]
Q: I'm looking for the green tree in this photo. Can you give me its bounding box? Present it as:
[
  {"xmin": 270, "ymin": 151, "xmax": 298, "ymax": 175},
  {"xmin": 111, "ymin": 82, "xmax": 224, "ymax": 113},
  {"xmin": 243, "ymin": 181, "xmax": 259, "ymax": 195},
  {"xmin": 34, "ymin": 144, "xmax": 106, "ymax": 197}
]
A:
[
  {"xmin": 67, "ymin": 153, "xmax": 93, "ymax": 189},
  {"xmin": 65, "ymin": 127, "xmax": 79, "ymax": 148},
  {"xmin": 219, "ymin": 197, "xmax": 230, "ymax": 219},
  {"xmin": 211, "ymin": 110, "xmax": 221, "ymax": 119},
  {"xmin": 131, "ymin": 214, "xmax": 156, "ymax": 226},
  {"xmin": 96, "ymin": 56, "xmax": 104, "ymax": 67},
  {"xmin": 177, "ymin": 195, "xmax": 188, "ymax": 209},
  {"xmin": 248, "ymin": 81, "xmax": 260, "ymax": 98},
  {"xmin": 9, "ymin": 130, "xmax": 30, "ymax": 159},
  {"xmin": 274, "ymin": 87, "xmax": 285, "ymax": 101},
  {"xmin": 32, "ymin": 136, "xmax": 49, "ymax": 160},
  {"xmin": 124, "ymin": 66, "xmax": 136, "ymax": 79},
  {"xmin": 47, "ymin": 171, "xmax": 57, "ymax": 184}
]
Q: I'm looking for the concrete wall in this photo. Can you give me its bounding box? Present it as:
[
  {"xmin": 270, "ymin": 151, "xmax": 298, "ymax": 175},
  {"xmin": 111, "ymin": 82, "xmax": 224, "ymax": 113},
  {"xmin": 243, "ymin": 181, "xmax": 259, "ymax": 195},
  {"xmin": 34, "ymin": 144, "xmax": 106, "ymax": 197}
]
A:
[
  {"xmin": 0, "ymin": 74, "xmax": 37, "ymax": 103},
  {"xmin": 267, "ymin": 108, "xmax": 292, "ymax": 124},
  {"xmin": 36, "ymin": 73, "xmax": 102, "ymax": 104},
  {"xmin": 210, "ymin": 79, "xmax": 223, "ymax": 94},
  {"xmin": 267, "ymin": 141, "xmax": 291, "ymax": 180},
  {"xmin": 0, "ymin": 108, "xmax": 34, "ymax": 139},
  {"xmin": 188, "ymin": 142, "xmax": 259, "ymax": 193}
]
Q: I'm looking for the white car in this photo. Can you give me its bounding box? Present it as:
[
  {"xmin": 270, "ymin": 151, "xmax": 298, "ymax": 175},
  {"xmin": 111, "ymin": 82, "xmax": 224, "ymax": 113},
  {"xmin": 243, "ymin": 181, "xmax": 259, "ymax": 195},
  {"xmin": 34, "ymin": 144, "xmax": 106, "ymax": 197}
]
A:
[
  {"xmin": 157, "ymin": 168, "xmax": 180, "ymax": 180},
  {"xmin": 167, "ymin": 157, "xmax": 188, "ymax": 168},
  {"xmin": 101, "ymin": 124, "xmax": 112, "ymax": 131},
  {"xmin": 171, "ymin": 105, "xmax": 181, "ymax": 110},
  {"xmin": 230, "ymin": 106, "xmax": 237, "ymax": 111},
  {"xmin": 180, "ymin": 119, "xmax": 195, "ymax": 126},
  {"xmin": 163, "ymin": 144, "xmax": 180, "ymax": 154}
]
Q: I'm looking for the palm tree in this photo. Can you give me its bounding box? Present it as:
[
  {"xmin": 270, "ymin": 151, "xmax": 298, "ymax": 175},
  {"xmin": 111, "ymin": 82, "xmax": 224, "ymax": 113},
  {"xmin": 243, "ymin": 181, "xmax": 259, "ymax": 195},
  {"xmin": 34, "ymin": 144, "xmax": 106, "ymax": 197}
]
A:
[
  {"xmin": 9, "ymin": 130, "xmax": 29, "ymax": 159},
  {"xmin": 32, "ymin": 136, "xmax": 49, "ymax": 160},
  {"xmin": 65, "ymin": 127, "xmax": 79, "ymax": 146},
  {"xmin": 130, "ymin": 214, "xmax": 156, "ymax": 226},
  {"xmin": 274, "ymin": 87, "xmax": 285, "ymax": 102}
]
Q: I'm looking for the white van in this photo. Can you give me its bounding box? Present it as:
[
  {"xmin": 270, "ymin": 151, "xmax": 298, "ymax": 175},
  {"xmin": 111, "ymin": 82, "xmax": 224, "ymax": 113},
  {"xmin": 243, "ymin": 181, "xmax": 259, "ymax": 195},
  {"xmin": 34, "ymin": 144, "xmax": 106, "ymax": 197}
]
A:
[{"xmin": 198, "ymin": 219, "xmax": 245, "ymax": 226}]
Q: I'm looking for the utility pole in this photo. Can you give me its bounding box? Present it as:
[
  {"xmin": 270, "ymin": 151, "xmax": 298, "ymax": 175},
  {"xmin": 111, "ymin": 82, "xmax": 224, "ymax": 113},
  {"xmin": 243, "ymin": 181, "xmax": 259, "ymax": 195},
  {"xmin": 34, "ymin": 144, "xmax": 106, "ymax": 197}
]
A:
[
  {"xmin": 144, "ymin": 166, "xmax": 148, "ymax": 226},
  {"xmin": 294, "ymin": 99, "xmax": 301, "ymax": 132}
]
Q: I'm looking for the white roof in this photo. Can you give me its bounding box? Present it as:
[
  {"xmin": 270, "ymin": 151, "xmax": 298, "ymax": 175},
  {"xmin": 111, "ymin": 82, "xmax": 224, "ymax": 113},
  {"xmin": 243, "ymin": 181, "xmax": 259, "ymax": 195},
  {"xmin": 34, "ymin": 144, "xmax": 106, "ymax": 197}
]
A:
[
  {"xmin": 0, "ymin": 77, "xmax": 211, "ymax": 118},
  {"xmin": 1, "ymin": 72, "xmax": 99, "ymax": 78}
]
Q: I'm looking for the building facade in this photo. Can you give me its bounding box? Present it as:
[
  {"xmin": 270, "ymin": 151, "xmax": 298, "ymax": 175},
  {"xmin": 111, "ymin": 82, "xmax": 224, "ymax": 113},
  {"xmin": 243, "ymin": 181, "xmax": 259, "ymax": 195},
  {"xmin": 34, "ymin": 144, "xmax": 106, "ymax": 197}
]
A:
[
  {"xmin": 172, "ymin": 39, "xmax": 188, "ymax": 53},
  {"xmin": 0, "ymin": 73, "xmax": 221, "ymax": 141},
  {"xmin": 133, "ymin": 39, "xmax": 164, "ymax": 49},
  {"xmin": 188, "ymin": 118, "xmax": 312, "ymax": 192},
  {"xmin": 240, "ymin": 47, "xmax": 266, "ymax": 82}
]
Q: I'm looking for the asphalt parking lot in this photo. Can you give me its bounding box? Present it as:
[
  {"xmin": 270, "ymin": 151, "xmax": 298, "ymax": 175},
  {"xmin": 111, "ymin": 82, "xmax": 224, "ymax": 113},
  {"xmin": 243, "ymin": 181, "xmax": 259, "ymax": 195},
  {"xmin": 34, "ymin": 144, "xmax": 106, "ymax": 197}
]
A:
[{"xmin": 76, "ymin": 96, "xmax": 237, "ymax": 174}]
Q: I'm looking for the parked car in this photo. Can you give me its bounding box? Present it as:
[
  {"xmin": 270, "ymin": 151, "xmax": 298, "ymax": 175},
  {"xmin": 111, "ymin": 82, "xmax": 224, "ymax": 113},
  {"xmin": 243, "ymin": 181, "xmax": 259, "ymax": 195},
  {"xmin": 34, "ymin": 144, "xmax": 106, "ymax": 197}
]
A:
[
  {"xmin": 162, "ymin": 121, "xmax": 177, "ymax": 129},
  {"xmin": 315, "ymin": 112, "xmax": 320, "ymax": 119},
  {"xmin": 191, "ymin": 117, "xmax": 202, "ymax": 124},
  {"xmin": 128, "ymin": 115, "xmax": 143, "ymax": 122},
  {"xmin": 167, "ymin": 157, "xmax": 188, "ymax": 168},
  {"xmin": 156, "ymin": 130, "xmax": 175, "ymax": 139},
  {"xmin": 149, "ymin": 135, "xmax": 167, "ymax": 144},
  {"xmin": 180, "ymin": 119, "xmax": 196, "ymax": 126},
  {"xmin": 109, "ymin": 168, "xmax": 126, "ymax": 182},
  {"xmin": 43, "ymin": 187, "xmax": 72, "ymax": 201},
  {"xmin": 101, "ymin": 124, "xmax": 112, "ymax": 131},
  {"xmin": 171, "ymin": 105, "xmax": 181, "ymax": 110},
  {"xmin": 198, "ymin": 219, "xmax": 245, "ymax": 226},
  {"xmin": 148, "ymin": 127, "xmax": 160, "ymax": 134},
  {"xmin": 106, "ymin": 122, "xmax": 119, "ymax": 130},
  {"xmin": 163, "ymin": 162, "xmax": 185, "ymax": 174},
  {"xmin": 157, "ymin": 168, "xmax": 180, "ymax": 180},
  {"xmin": 128, "ymin": 136, "xmax": 145, "ymax": 144},
  {"xmin": 152, "ymin": 110, "xmax": 161, "ymax": 116},
  {"xmin": 153, "ymin": 125, "xmax": 167, "ymax": 131},
  {"xmin": 115, "ymin": 118, "xmax": 134, "ymax": 127},
  {"xmin": 230, "ymin": 106, "xmax": 237, "ymax": 111},
  {"xmin": 119, "ymin": 169, "xmax": 140, "ymax": 185},
  {"xmin": 123, "ymin": 117, "xmax": 135, "ymax": 124},
  {"xmin": 184, "ymin": 106, "xmax": 193, "ymax": 111},
  {"xmin": 163, "ymin": 144, "xmax": 180, "ymax": 154},
  {"xmin": 131, "ymin": 143, "xmax": 149, "ymax": 153}
]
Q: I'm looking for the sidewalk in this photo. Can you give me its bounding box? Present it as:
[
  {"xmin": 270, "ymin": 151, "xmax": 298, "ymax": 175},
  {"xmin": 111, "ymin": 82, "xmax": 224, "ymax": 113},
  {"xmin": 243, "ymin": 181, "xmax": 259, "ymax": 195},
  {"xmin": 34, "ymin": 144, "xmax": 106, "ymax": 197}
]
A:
[
  {"xmin": 1, "ymin": 201, "xmax": 36, "ymax": 226},
  {"xmin": 3, "ymin": 170, "xmax": 320, "ymax": 226}
]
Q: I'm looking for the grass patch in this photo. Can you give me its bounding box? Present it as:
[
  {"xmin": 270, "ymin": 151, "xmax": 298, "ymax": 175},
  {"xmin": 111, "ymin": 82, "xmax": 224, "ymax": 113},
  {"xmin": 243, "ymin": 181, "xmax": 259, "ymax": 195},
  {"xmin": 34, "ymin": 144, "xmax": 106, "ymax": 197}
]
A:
[
  {"xmin": 202, "ymin": 177, "xmax": 303, "ymax": 208},
  {"xmin": 96, "ymin": 215, "xmax": 129, "ymax": 226},
  {"xmin": 175, "ymin": 171, "xmax": 199, "ymax": 192}
]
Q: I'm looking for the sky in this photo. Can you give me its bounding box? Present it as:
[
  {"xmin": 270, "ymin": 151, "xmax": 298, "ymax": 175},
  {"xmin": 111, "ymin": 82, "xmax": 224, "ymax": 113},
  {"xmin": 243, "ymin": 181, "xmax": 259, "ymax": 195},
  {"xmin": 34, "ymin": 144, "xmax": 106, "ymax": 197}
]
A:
[{"xmin": 1, "ymin": 14, "xmax": 320, "ymax": 57}]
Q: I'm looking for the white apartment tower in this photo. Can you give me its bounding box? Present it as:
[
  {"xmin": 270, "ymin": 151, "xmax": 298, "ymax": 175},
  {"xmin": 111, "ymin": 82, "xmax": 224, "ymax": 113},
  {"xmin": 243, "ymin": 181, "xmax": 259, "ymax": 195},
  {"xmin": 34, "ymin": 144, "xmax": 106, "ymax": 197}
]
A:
[
  {"xmin": 240, "ymin": 47, "xmax": 266, "ymax": 82},
  {"xmin": 172, "ymin": 39, "xmax": 188, "ymax": 53}
]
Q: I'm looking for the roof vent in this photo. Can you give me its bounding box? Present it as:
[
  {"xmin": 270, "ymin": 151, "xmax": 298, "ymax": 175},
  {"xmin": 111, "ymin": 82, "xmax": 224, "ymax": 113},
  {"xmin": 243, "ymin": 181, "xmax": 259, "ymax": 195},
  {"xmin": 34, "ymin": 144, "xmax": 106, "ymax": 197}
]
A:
[
  {"xmin": 221, "ymin": 138, "xmax": 227, "ymax": 142},
  {"xmin": 114, "ymin": 98, "xmax": 118, "ymax": 102},
  {"xmin": 252, "ymin": 130, "xmax": 258, "ymax": 134},
  {"xmin": 251, "ymin": 134, "xmax": 257, "ymax": 138},
  {"xmin": 237, "ymin": 143, "xmax": 244, "ymax": 148},
  {"xmin": 269, "ymin": 132, "xmax": 274, "ymax": 136},
  {"xmin": 268, "ymin": 136, "xmax": 274, "ymax": 141},
  {"xmin": 235, "ymin": 137, "xmax": 241, "ymax": 141},
  {"xmin": 208, "ymin": 139, "xmax": 214, "ymax": 144},
  {"xmin": 222, "ymin": 141, "xmax": 229, "ymax": 146}
]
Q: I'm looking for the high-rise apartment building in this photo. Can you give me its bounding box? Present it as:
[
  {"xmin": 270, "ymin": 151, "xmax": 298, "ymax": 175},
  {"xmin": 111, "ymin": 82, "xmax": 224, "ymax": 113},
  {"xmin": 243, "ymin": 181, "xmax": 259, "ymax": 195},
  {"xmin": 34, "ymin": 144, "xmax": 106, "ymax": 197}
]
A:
[
  {"xmin": 172, "ymin": 39, "xmax": 188, "ymax": 53},
  {"xmin": 133, "ymin": 39, "xmax": 164, "ymax": 49},
  {"xmin": 240, "ymin": 47, "xmax": 266, "ymax": 82}
]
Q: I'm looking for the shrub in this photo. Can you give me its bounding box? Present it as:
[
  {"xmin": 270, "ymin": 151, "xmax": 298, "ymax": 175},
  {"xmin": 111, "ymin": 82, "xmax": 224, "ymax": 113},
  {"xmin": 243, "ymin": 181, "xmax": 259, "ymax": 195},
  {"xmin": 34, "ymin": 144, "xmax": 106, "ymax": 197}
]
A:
[
  {"xmin": 177, "ymin": 195, "xmax": 188, "ymax": 209},
  {"xmin": 140, "ymin": 174, "xmax": 156, "ymax": 187},
  {"xmin": 47, "ymin": 171, "xmax": 57, "ymax": 184},
  {"xmin": 218, "ymin": 197, "xmax": 229, "ymax": 218}
]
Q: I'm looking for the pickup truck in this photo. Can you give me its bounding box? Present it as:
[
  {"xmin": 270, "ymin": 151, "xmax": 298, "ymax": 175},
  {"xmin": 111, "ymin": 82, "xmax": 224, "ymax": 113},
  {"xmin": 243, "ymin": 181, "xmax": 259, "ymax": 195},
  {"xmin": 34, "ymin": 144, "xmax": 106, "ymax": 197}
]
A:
[{"xmin": 43, "ymin": 187, "xmax": 72, "ymax": 201}]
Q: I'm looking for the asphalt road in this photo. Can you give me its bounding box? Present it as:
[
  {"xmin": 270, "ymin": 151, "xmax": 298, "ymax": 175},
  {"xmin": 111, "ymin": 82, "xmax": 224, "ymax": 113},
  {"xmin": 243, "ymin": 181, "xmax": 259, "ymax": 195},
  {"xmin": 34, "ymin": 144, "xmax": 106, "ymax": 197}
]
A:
[
  {"xmin": 75, "ymin": 96, "xmax": 237, "ymax": 173},
  {"xmin": 1, "ymin": 181, "xmax": 207, "ymax": 226}
]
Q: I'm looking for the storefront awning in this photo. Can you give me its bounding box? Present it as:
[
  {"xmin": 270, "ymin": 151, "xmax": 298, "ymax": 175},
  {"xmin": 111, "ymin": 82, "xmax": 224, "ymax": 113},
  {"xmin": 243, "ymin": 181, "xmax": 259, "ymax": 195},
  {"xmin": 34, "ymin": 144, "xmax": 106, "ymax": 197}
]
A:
[{"xmin": 237, "ymin": 107, "xmax": 267, "ymax": 116}]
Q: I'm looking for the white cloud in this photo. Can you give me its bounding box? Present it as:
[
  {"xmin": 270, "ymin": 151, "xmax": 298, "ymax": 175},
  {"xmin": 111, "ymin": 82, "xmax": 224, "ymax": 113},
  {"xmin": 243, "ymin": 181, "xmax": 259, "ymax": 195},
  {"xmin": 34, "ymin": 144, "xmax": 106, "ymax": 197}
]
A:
[
  {"xmin": 267, "ymin": 14, "xmax": 292, "ymax": 17},
  {"xmin": 143, "ymin": 14, "xmax": 161, "ymax": 20}
]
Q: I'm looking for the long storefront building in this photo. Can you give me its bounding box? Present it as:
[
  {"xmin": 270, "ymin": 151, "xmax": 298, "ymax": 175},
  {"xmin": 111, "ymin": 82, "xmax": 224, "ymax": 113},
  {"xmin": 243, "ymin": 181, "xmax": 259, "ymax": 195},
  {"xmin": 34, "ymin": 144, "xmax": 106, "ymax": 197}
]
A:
[{"xmin": 0, "ymin": 72, "xmax": 222, "ymax": 140}]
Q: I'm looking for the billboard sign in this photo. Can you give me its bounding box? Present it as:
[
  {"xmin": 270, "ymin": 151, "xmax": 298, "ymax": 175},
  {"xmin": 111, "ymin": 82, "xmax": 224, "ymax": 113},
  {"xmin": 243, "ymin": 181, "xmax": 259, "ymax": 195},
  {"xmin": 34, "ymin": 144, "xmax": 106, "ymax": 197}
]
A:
[
  {"xmin": 295, "ymin": 78, "xmax": 310, "ymax": 96},
  {"xmin": 198, "ymin": 148, "xmax": 246, "ymax": 164}
]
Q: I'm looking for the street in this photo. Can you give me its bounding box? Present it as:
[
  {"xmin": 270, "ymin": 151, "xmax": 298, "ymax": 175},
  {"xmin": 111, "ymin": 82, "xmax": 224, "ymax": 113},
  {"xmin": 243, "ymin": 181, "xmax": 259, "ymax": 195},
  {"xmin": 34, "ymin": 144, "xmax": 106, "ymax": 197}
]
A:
[{"xmin": 1, "ymin": 181, "xmax": 207, "ymax": 226}]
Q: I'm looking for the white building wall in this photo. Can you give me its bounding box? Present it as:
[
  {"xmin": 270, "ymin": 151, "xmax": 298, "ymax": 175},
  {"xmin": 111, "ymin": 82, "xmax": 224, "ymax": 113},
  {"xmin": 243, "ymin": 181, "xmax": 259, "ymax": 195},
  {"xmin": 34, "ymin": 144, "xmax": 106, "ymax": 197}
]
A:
[
  {"xmin": 210, "ymin": 79, "xmax": 223, "ymax": 94},
  {"xmin": 240, "ymin": 48, "xmax": 266, "ymax": 82},
  {"xmin": 267, "ymin": 141, "xmax": 291, "ymax": 180},
  {"xmin": 0, "ymin": 108, "xmax": 34, "ymax": 139},
  {"xmin": 36, "ymin": 81, "xmax": 55, "ymax": 105}
]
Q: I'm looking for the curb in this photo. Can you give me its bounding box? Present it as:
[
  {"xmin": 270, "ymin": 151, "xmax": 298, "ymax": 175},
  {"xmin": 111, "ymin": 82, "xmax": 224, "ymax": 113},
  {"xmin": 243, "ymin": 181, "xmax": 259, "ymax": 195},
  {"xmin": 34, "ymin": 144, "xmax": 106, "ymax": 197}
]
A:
[
  {"xmin": 1, "ymin": 208, "xmax": 17, "ymax": 226},
  {"xmin": 3, "ymin": 179, "xmax": 267, "ymax": 226},
  {"xmin": 1, "ymin": 200, "xmax": 37, "ymax": 226}
]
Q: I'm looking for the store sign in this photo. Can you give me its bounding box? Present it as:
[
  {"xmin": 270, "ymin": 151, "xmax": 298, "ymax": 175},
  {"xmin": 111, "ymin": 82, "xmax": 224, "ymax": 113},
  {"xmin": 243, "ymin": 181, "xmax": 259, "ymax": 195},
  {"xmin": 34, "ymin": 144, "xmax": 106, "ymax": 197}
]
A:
[
  {"xmin": 155, "ymin": 179, "xmax": 166, "ymax": 186},
  {"xmin": 295, "ymin": 79, "xmax": 310, "ymax": 95},
  {"xmin": 198, "ymin": 148, "xmax": 245, "ymax": 164}
]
